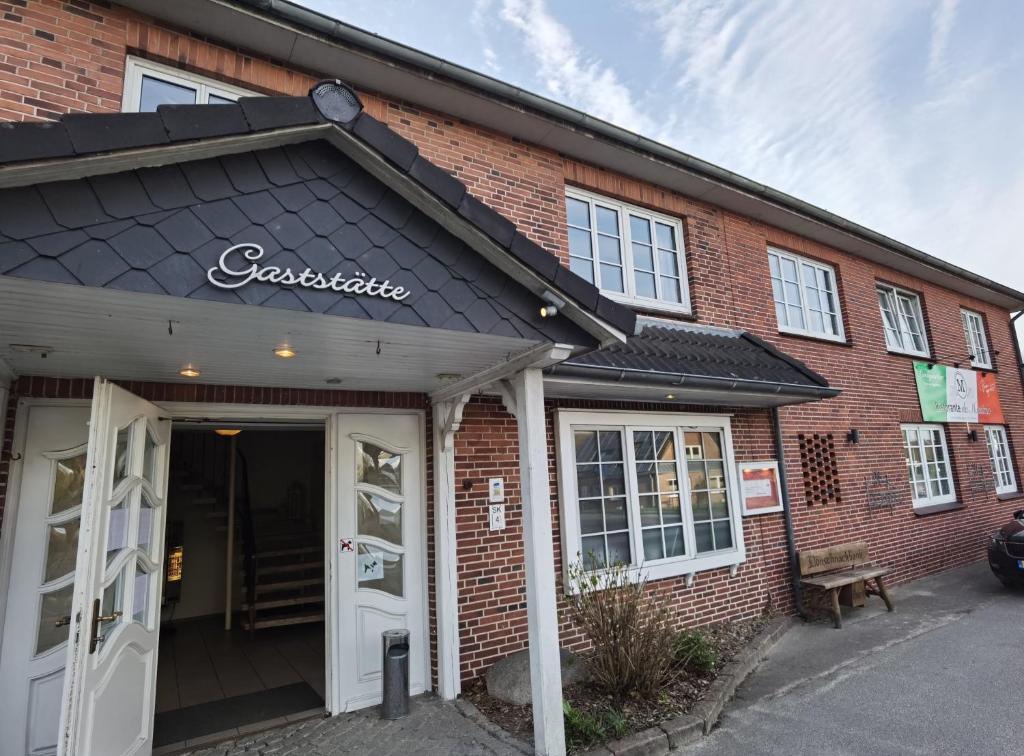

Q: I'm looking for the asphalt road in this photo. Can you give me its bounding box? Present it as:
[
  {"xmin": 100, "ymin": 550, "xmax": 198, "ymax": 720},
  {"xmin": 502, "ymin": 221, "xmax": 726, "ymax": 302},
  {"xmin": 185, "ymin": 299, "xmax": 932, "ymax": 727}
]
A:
[{"xmin": 691, "ymin": 561, "xmax": 1022, "ymax": 756}]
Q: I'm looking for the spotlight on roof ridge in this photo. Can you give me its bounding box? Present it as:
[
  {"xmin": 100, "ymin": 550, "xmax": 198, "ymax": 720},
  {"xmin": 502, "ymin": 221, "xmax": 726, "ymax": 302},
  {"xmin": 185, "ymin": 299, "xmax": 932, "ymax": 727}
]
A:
[{"xmin": 310, "ymin": 79, "xmax": 363, "ymax": 125}]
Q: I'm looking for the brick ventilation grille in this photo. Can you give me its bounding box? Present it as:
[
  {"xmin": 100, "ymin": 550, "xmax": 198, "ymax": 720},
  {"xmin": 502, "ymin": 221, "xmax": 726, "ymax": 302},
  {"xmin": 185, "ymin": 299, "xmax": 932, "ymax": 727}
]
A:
[{"xmin": 797, "ymin": 433, "xmax": 842, "ymax": 505}]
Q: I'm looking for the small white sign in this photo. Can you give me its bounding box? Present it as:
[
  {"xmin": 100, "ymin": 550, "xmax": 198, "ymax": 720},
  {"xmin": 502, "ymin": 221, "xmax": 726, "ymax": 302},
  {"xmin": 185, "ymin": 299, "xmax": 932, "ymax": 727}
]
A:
[
  {"xmin": 489, "ymin": 503, "xmax": 506, "ymax": 531},
  {"xmin": 358, "ymin": 549, "xmax": 384, "ymax": 581},
  {"xmin": 488, "ymin": 477, "xmax": 505, "ymax": 502},
  {"xmin": 743, "ymin": 477, "xmax": 772, "ymax": 498}
]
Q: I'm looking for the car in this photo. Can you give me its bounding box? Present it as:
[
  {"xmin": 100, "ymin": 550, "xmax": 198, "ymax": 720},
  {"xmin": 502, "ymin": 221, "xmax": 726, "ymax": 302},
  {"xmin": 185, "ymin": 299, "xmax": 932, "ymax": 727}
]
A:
[{"xmin": 988, "ymin": 509, "xmax": 1024, "ymax": 587}]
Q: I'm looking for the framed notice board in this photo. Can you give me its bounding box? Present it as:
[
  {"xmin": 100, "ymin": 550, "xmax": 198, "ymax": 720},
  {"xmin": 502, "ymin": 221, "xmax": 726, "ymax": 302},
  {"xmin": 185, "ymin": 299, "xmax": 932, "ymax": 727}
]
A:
[{"xmin": 737, "ymin": 460, "xmax": 783, "ymax": 515}]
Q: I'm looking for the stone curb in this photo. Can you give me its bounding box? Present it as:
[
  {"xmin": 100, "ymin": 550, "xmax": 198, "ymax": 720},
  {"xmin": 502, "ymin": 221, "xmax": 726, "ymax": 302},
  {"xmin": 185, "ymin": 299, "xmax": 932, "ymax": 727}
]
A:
[{"xmin": 582, "ymin": 615, "xmax": 794, "ymax": 755}]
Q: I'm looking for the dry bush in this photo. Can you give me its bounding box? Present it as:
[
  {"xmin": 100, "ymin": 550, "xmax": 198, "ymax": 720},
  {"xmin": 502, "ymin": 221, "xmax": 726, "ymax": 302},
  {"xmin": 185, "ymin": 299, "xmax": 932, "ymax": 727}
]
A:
[{"xmin": 566, "ymin": 557, "xmax": 678, "ymax": 699}]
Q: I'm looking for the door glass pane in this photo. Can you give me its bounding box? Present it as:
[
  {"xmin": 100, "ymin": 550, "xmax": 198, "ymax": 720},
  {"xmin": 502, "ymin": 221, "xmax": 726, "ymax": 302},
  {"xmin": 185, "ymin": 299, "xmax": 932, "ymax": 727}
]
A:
[
  {"xmin": 604, "ymin": 497, "xmax": 628, "ymax": 530},
  {"xmin": 356, "ymin": 543, "xmax": 403, "ymax": 597},
  {"xmin": 132, "ymin": 562, "xmax": 150, "ymax": 626},
  {"xmin": 137, "ymin": 492, "xmax": 155, "ymax": 557},
  {"xmin": 35, "ymin": 582, "xmax": 74, "ymax": 655},
  {"xmin": 139, "ymin": 74, "xmax": 197, "ymax": 112},
  {"xmin": 580, "ymin": 499, "xmax": 604, "ymax": 534},
  {"xmin": 142, "ymin": 428, "xmax": 158, "ymax": 485},
  {"xmin": 112, "ymin": 425, "xmax": 131, "ymax": 490},
  {"xmin": 581, "ymin": 535, "xmax": 606, "ymax": 568},
  {"xmin": 51, "ymin": 452, "xmax": 87, "ymax": 514},
  {"xmin": 642, "ymin": 528, "xmax": 664, "ymax": 560},
  {"xmin": 357, "ymin": 490, "xmax": 403, "ymax": 545},
  {"xmin": 106, "ymin": 499, "xmax": 129, "ymax": 565},
  {"xmin": 100, "ymin": 570, "xmax": 124, "ymax": 632},
  {"xmin": 606, "ymin": 532, "xmax": 630, "ymax": 566},
  {"xmin": 44, "ymin": 519, "xmax": 80, "ymax": 583},
  {"xmin": 574, "ymin": 430, "xmax": 599, "ymax": 462},
  {"xmin": 356, "ymin": 441, "xmax": 402, "ymax": 494},
  {"xmin": 664, "ymin": 525, "xmax": 685, "ymax": 557}
]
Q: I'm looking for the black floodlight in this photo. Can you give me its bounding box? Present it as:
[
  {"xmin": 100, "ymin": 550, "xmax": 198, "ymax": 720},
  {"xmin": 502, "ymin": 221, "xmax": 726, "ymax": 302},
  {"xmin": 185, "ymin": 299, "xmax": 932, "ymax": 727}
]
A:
[{"xmin": 310, "ymin": 79, "xmax": 363, "ymax": 124}]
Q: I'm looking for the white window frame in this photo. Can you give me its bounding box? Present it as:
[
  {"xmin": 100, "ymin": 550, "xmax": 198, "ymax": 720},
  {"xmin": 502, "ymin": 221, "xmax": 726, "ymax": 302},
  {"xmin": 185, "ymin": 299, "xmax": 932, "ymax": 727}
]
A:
[
  {"xmin": 555, "ymin": 410, "xmax": 745, "ymax": 589},
  {"xmin": 121, "ymin": 56, "xmax": 256, "ymax": 113},
  {"xmin": 564, "ymin": 187, "xmax": 691, "ymax": 315},
  {"xmin": 767, "ymin": 247, "xmax": 845, "ymax": 343},
  {"xmin": 901, "ymin": 423, "xmax": 957, "ymax": 507},
  {"xmin": 985, "ymin": 425, "xmax": 1017, "ymax": 495},
  {"xmin": 961, "ymin": 309, "xmax": 992, "ymax": 369},
  {"xmin": 877, "ymin": 284, "xmax": 930, "ymax": 357}
]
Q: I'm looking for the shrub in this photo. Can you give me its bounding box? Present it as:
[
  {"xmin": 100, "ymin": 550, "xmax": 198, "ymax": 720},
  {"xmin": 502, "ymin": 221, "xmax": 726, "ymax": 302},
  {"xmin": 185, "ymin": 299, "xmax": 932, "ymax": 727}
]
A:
[
  {"xmin": 565, "ymin": 557, "xmax": 678, "ymax": 699},
  {"xmin": 674, "ymin": 630, "xmax": 717, "ymax": 675}
]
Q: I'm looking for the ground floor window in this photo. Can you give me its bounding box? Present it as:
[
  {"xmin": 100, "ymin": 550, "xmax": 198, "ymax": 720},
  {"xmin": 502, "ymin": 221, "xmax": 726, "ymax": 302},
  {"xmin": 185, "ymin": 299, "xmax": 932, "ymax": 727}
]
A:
[
  {"xmin": 985, "ymin": 426, "xmax": 1017, "ymax": 495},
  {"xmin": 901, "ymin": 424, "xmax": 956, "ymax": 507},
  {"xmin": 556, "ymin": 411, "xmax": 745, "ymax": 582}
]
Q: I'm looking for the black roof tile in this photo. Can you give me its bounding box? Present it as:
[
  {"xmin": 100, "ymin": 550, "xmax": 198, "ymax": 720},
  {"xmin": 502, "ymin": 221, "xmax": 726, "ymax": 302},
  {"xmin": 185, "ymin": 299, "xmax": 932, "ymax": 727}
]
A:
[
  {"xmin": 295, "ymin": 236, "xmax": 343, "ymax": 270},
  {"xmin": 271, "ymin": 183, "xmax": 316, "ymax": 212},
  {"xmin": 38, "ymin": 181, "xmax": 111, "ymax": 228},
  {"xmin": 8, "ymin": 256, "xmax": 79, "ymax": 284},
  {"xmin": 148, "ymin": 252, "xmax": 210, "ymax": 298},
  {"xmin": 27, "ymin": 229, "xmax": 89, "ymax": 258},
  {"xmin": 63, "ymin": 112, "xmax": 168, "ymax": 154},
  {"xmin": 263, "ymin": 288, "xmax": 311, "ymax": 312},
  {"xmin": 158, "ymin": 103, "xmax": 250, "ymax": 141},
  {"xmin": 351, "ymin": 113, "xmax": 418, "ymax": 171},
  {"xmin": 0, "ymin": 122, "xmax": 74, "ymax": 163},
  {"xmin": 0, "ymin": 240, "xmax": 36, "ymax": 273},
  {"xmin": 553, "ymin": 264, "xmax": 600, "ymax": 312},
  {"xmin": 266, "ymin": 213, "xmax": 315, "ymax": 249},
  {"xmin": 180, "ymin": 160, "xmax": 237, "ymax": 202},
  {"xmin": 563, "ymin": 322, "xmax": 835, "ymax": 395},
  {"xmin": 298, "ymin": 201, "xmax": 345, "ymax": 236},
  {"xmin": 154, "ymin": 209, "xmax": 215, "ymax": 253},
  {"xmin": 237, "ymin": 96, "xmax": 321, "ymax": 131},
  {"xmin": 59, "ymin": 240, "xmax": 129, "ymax": 286},
  {"xmin": 192, "ymin": 199, "xmax": 251, "ymax": 238},
  {"xmin": 0, "ymin": 188, "xmax": 62, "ymax": 239},
  {"xmin": 256, "ymin": 148, "xmax": 302, "ymax": 186},
  {"xmin": 409, "ymin": 156, "xmax": 465, "ymax": 208},
  {"xmin": 221, "ymin": 152, "xmax": 272, "ymax": 194},
  {"xmin": 509, "ymin": 234, "xmax": 559, "ymax": 281},
  {"xmin": 108, "ymin": 225, "xmax": 175, "ymax": 269},
  {"xmin": 88, "ymin": 172, "xmax": 160, "ymax": 218},
  {"xmin": 107, "ymin": 269, "xmax": 166, "ymax": 296},
  {"xmin": 457, "ymin": 193, "xmax": 515, "ymax": 249},
  {"xmin": 137, "ymin": 165, "xmax": 200, "ymax": 210},
  {"xmin": 233, "ymin": 191, "xmax": 285, "ymax": 225}
]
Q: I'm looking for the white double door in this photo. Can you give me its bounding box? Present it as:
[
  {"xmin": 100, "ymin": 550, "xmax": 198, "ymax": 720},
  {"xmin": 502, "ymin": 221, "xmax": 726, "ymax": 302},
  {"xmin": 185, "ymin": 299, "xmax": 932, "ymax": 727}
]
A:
[{"xmin": 0, "ymin": 389, "xmax": 426, "ymax": 755}]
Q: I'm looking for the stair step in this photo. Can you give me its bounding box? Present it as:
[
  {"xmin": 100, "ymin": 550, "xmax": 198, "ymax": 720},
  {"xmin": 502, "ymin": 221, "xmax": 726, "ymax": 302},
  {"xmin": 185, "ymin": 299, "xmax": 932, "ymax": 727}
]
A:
[
  {"xmin": 242, "ymin": 611, "xmax": 325, "ymax": 630},
  {"xmin": 255, "ymin": 545, "xmax": 322, "ymax": 559},
  {"xmin": 254, "ymin": 577, "xmax": 324, "ymax": 593},
  {"xmin": 241, "ymin": 595, "xmax": 325, "ymax": 611},
  {"xmin": 251, "ymin": 561, "xmax": 324, "ymax": 577}
]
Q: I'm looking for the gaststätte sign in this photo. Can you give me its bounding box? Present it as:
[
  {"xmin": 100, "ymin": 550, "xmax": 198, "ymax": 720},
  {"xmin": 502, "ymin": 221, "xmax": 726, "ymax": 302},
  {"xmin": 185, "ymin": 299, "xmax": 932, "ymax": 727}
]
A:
[
  {"xmin": 913, "ymin": 361, "xmax": 1004, "ymax": 423},
  {"xmin": 207, "ymin": 243, "xmax": 412, "ymax": 301}
]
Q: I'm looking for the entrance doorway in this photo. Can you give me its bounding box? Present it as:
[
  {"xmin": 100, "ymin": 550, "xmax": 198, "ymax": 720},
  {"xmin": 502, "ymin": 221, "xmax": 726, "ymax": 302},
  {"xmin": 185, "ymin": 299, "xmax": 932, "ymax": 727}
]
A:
[{"xmin": 153, "ymin": 426, "xmax": 327, "ymax": 749}]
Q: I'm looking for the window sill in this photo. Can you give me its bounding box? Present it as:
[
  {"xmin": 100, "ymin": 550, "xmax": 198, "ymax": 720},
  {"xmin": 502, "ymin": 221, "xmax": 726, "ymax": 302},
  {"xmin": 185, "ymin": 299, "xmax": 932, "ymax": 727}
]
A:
[
  {"xmin": 885, "ymin": 349, "xmax": 932, "ymax": 361},
  {"xmin": 913, "ymin": 501, "xmax": 964, "ymax": 517},
  {"xmin": 601, "ymin": 291, "xmax": 693, "ymax": 318},
  {"xmin": 564, "ymin": 550, "xmax": 745, "ymax": 593},
  {"xmin": 777, "ymin": 329, "xmax": 852, "ymax": 347},
  {"xmin": 996, "ymin": 492, "xmax": 1023, "ymax": 502}
]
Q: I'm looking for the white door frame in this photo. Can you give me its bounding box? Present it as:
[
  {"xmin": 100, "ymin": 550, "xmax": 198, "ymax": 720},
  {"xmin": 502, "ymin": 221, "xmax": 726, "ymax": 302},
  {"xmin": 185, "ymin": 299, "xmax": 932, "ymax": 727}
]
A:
[
  {"xmin": 0, "ymin": 399, "xmax": 430, "ymax": 734},
  {"xmin": 157, "ymin": 402, "xmax": 430, "ymax": 715}
]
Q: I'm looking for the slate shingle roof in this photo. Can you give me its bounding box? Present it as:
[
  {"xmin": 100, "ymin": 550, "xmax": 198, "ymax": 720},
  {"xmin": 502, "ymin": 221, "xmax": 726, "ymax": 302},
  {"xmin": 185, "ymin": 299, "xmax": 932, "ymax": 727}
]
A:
[
  {"xmin": 556, "ymin": 321, "xmax": 838, "ymax": 397},
  {"xmin": 0, "ymin": 94, "xmax": 635, "ymax": 338}
]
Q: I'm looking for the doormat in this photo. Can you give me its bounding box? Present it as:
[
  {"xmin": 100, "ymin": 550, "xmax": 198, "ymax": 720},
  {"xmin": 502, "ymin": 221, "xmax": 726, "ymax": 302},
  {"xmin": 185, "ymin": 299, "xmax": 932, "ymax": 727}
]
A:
[{"xmin": 153, "ymin": 682, "xmax": 324, "ymax": 747}]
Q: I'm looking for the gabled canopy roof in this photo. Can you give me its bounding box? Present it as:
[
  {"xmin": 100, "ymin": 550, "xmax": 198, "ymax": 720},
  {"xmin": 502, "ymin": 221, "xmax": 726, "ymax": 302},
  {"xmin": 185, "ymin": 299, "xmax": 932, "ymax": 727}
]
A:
[{"xmin": 0, "ymin": 89, "xmax": 635, "ymax": 347}]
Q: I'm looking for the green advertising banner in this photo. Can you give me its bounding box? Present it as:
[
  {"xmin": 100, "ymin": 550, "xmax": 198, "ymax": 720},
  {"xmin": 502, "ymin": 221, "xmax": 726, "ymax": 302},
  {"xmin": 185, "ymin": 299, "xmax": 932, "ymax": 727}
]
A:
[{"xmin": 913, "ymin": 361, "xmax": 1005, "ymax": 423}]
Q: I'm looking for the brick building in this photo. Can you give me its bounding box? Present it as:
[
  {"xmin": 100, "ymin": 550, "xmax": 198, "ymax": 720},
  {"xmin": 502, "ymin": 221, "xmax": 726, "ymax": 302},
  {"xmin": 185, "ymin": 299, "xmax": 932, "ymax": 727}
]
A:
[{"xmin": 0, "ymin": 2, "xmax": 1021, "ymax": 755}]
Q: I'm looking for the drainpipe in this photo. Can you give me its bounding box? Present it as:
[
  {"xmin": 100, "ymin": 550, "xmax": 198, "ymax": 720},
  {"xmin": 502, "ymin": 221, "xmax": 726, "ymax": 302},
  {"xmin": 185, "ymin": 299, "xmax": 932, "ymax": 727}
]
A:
[
  {"xmin": 771, "ymin": 406, "xmax": 804, "ymax": 618},
  {"xmin": 1011, "ymin": 311, "xmax": 1024, "ymax": 392}
]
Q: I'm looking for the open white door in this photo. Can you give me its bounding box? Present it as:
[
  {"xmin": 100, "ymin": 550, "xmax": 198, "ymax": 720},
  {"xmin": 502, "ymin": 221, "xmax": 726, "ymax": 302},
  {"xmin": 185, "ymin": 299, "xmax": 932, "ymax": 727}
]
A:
[{"xmin": 58, "ymin": 379, "xmax": 171, "ymax": 756}]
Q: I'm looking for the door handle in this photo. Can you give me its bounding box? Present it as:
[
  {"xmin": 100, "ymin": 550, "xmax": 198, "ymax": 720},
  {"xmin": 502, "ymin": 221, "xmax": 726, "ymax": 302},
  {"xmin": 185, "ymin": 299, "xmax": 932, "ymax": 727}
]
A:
[{"xmin": 88, "ymin": 598, "xmax": 122, "ymax": 654}]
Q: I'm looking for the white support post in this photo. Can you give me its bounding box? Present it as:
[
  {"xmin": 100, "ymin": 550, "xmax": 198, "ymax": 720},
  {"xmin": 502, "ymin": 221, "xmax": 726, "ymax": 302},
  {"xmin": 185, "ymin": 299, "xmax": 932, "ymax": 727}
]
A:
[
  {"xmin": 511, "ymin": 367, "xmax": 566, "ymax": 756},
  {"xmin": 433, "ymin": 394, "xmax": 470, "ymax": 700},
  {"xmin": 224, "ymin": 434, "xmax": 237, "ymax": 631}
]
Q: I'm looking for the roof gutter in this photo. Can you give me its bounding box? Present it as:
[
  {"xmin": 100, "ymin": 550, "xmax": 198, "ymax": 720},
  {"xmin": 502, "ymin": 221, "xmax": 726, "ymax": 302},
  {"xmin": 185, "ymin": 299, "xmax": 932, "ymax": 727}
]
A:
[
  {"xmin": 546, "ymin": 362, "xmax": 841, "ymax": 400},
  {"xmin": 218, "ymin": 0, "xmax": 1024, "ymax": 308}
]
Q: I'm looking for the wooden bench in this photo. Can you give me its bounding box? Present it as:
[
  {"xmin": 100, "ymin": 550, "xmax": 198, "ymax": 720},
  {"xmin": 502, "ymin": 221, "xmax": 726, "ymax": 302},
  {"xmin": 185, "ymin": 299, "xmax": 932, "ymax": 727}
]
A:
[{"xmin": 798, "ymin": 542, "xmax": 893, "ymax": 629}]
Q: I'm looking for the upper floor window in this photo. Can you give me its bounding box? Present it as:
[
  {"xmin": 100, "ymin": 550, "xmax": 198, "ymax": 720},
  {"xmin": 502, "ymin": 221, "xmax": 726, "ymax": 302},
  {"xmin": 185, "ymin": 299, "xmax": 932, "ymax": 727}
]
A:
[
  {"xmin": 565, "ymin": 189, "xmax": 690, "ymax": 314},
  {"xmin": 122, "ymin": 57, "xmax": 255, "ymax": 113},
  {"xmin": 767, "ymin": 248, "xmax": 844, "ymax": 341},
  {"xmin": 877, "ymin": 284, "xmax": 929, "ymax": 357},
  {"xmin": 961, "ymin": 309, "xmax": 992, "ymax": 369}
]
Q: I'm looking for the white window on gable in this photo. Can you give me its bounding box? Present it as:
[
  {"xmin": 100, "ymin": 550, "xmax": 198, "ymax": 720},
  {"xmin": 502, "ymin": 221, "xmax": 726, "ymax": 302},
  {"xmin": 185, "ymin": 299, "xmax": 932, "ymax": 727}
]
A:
[
  {"xmin": 961, "ymin": 309, "xmax": 992, "ymax": 369},
  {"xmin": 767, "ymin": 248, "xmax": 844, "ymax": 342},
  {"xmin": 877, "ymin": 284, "xmax": 929, "ymax": 357},
  {"xmin": 565, "ymin": 189, "xmax": 690, "ymax": 314},
  {"xmin": 985, "ymin": 426, "xmax": 1016, "ymax": 495},
  {"xmin": 557, "ymin": 411, "xmax": 745, "ymax": 585},
  {"xmin": 122, "ymin": 56, "xmax": 256, "ymax": 113}
]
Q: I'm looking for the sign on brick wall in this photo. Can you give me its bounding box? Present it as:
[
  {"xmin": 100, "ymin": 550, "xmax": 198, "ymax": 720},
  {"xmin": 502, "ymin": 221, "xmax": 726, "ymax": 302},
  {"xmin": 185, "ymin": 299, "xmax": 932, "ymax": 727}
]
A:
[{"xmin": 913, "ymin": 361, "xmax": 1004, "ymax": 423}]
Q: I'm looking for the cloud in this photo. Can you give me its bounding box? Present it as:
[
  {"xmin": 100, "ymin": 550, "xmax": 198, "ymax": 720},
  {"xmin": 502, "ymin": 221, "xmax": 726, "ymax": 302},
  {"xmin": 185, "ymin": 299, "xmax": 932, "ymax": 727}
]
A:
[
  {"xmin": 498, "ymin": 0, "xmax": 653, "ymax": 134},
  {"xmin": 928, "ymin": 0, "xmax": 959, "ymax": 78}
]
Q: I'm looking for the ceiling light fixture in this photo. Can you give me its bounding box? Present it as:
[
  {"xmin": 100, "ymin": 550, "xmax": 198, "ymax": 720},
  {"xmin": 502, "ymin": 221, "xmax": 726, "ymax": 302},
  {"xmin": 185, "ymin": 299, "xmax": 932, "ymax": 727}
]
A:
[
  {"xmin": 274, "ymin": 344, "xmax": 297, "ymax": 359},
  {"xmin": 665, "ymin": 393, "xmax": 676, "ymax": 400},
  {"xmin": 214, "ymin": 429, "xmax": 242, "ymax": 437},
  {"xmin": 539, "ymin": 291, "xmax": 565, "ymax": 319},
  {"xmin": 179, "ymin": 364, "xmax": 200, "ymax": 378}
]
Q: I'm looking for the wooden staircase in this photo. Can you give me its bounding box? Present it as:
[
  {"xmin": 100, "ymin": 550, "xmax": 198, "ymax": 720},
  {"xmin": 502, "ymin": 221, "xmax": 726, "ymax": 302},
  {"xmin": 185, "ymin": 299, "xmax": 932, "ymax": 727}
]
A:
[{"xmin": 241, "ymin": 540, "xmax": 325, "ymax": 631}]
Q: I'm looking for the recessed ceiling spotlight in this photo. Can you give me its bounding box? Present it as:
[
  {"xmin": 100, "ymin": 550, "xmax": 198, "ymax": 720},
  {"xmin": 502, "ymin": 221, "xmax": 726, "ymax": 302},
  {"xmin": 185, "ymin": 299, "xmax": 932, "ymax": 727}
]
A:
[
  {"xmin": 665, "ymin": 393, "xmax": 676, "ymax": 400},
  {"xmin": 274, "ymin": 344, "xmax": 297, "ymax": 359},
  {"xmin": 214, "ymin": 428, "xmax": 242, "ymax": 437},
  {"xmin": 179, "ymin": 364, "xmax": 201, "ymax": 378}
]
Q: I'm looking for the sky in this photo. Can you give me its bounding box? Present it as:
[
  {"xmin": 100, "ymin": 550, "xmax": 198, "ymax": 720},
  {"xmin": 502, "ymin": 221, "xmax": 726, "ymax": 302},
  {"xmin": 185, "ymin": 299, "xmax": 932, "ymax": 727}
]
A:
[{"xmin": 296, "ymin": 0, "xmax": 1024, "ymax": 309}]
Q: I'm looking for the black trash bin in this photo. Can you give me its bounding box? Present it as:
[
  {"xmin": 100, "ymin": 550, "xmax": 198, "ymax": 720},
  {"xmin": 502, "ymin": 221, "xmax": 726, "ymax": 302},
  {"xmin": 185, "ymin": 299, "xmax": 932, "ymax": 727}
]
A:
[{"xmin": 381, "ymin": 629, "xmax": 410, "ymax": 719}]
